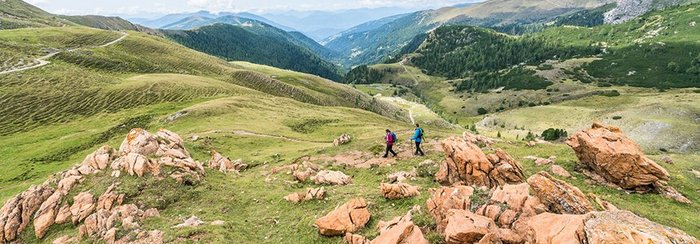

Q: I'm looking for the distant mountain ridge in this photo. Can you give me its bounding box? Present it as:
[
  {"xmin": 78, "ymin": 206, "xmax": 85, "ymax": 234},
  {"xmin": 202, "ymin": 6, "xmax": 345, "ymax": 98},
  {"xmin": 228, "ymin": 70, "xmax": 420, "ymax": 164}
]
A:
[
  {"xmin": 261, "ymin": 7, "xmax": 423, "ymax": 41},
  {"xmin": 129, "ymin": 11, "xmax": 293, "ymax": 31},
  {"xmin": 324, "ymin": 0, "xmax": 612, "ymax": 68}
]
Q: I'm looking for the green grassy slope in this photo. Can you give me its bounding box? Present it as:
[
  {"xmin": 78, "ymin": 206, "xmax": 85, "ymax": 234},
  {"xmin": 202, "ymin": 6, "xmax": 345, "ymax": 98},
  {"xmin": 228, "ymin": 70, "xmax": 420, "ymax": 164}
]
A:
[
  {"xmin": 0, "ymin": 0, "xmax": 73, "ymax": 29},
  {"xmin": 60, "ymin": 15, "xmax": 160, "ymax": 34},
  {"xmin": 0, "ymin": 26, "xmax": 402, "ymax": 137}
]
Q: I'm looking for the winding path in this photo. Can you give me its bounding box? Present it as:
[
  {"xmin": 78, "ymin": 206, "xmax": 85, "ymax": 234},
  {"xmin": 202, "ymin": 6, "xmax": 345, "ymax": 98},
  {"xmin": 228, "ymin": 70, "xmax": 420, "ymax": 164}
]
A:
[{"xmin": 0, "ymin": 32, "xmax": 128, "ymax": 75}]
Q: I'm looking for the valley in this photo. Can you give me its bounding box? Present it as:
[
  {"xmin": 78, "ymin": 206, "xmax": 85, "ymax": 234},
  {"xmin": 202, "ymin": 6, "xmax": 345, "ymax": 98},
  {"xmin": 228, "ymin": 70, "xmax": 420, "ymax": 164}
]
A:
[{"xmin": 0, "ymin": 0, "xmax": 698, "ymax": 243}]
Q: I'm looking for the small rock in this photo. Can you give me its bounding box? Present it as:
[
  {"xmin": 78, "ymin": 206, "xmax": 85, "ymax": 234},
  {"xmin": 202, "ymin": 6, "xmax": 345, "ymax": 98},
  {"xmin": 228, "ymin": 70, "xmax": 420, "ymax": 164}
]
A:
[
  {"xmin": 333, "ymin": 134, "xmax": 352, "ymax": 146},
  {"xmin": 211, "ymin": 220, "xmax": 225, "ymax": 226},
  {"xmin": 174, "ymin": 215, "xmax": 204, "ymax": 228},
  {"xmin": 312, "ymin": 170, "xmax": 352, "ymax": 185},
  {"xmin": 380, "ymin": 183, "xmax": 420, "ymax": 199},
  {"xmin": 528, "ymin": 172, "xmax": 593, "ymax": 214},
  {"xmin": 551, "ymin": 165, "xmax": 571, "ymax": 178},
  {"xmin": 284, "ymin": 188, "xmax": 326, "ymax": 203}
]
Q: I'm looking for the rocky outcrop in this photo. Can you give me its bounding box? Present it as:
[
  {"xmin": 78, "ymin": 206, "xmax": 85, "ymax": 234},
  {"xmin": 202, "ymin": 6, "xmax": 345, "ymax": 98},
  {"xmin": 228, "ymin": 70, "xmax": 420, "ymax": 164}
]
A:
[
  {"xmin": 33, "ymin": 191, "xmax": 64, "ymax": 238},
  {"xmin": 380, "ymin": 183, "xmax": 420, "ymax": 199},
  {"xmin": 515, "ymin": 212, "xmax": 588, "ymax": 243},
  {"xmin": 426, "ymin": 186, "xmax": 474, "ymax": 232},
  {"xmin": 423, "ymin": 168, "xmax": 698, "ymax": 244},
  {"xmin": 584, "ymin": 210, "xmax": 700, "ymax": 243},
  {"xmin": 208, "ymin": 150, "xmax": 247, "ymax": 173},
  {"xmin": 567, "ymin": 123, "xmax": 690, "ymax": 203},
  {"xmin": 113, "ymin": 128, "xmax": 205, "ymax": 183},
  {"xmin": 312, "ymin": 170, "xmax": 352, "ymax": 185},
  {"xmin": 80, "ymin": 203, "xmax": 161, "ymax": 243},
  {"xmin": 604, "ymin": 0, "xmax": 686, "ymax": 24},
  {"xmin": 0, "ymin": 185, "xmax": 53, "ymax": 242},
  {"xmin": 436, "ymin": 137, "xmax": 524, "ymax": 187},
  {"xmin": 314, "ymin": 198, "xmax": 370, "ymax": 236},
  {"xmin": 97, "ymin": 184, "xmax": 124, "ymax": 212},
  {"xmin": 333, "ymin": 134, "xmax": 352, "ymax": 146},
  {"xmin": 112, "ymin": 153, "xmax": 160, "ymax": 177},
  {"xmin": 284, "ymin": 188, "xmax": 326, "ymax": 203},
  {"xmin": 527, "ymin": 172, "xmax": 593, "ymax": 214},
  {"xmin": 0, "ymin": 128, "xmax": 203, "ymax": 243}
]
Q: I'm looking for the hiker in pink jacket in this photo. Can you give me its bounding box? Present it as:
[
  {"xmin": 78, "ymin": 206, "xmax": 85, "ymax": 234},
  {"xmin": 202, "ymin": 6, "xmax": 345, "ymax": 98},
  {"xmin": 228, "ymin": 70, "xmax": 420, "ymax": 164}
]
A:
[{"xmin": 383, "ymin": 129, "xmax": 398, "ymax": 158}]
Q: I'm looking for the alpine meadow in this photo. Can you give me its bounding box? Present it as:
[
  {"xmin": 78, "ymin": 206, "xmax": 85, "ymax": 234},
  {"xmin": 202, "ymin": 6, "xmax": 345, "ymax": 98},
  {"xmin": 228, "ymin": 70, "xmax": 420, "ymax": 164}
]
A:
[{"xmin": 0, "ymin": 0, "xmax": 698, "ymax": 243}]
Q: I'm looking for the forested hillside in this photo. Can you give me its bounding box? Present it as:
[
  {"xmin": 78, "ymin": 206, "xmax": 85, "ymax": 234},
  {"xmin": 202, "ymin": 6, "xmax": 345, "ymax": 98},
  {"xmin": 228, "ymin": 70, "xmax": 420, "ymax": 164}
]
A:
[
  {"xmin": 410, "ymin": 26, "xmax": 599, "ymax": 79},
  {"xmin": 165, "ymin": 23, "xmax": 344, "ymax": 81}
]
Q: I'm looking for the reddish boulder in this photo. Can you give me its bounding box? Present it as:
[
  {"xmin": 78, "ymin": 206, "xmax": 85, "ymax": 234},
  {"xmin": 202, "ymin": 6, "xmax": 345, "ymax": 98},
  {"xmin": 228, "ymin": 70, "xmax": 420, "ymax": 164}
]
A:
[
  {"xmin": 380, "ymin": 183, "xmax": 420, "ymax": 199},
  {"xmin": 437, "ymin": 137, "xmax": 524, "ymax": 187},
  {"xmin": 80, "ymin": 145, "xmax": 115, "ymax": 171},
  {"xmin": 69, "ymin": 192, "xmax": 95, "ymax": 224},
  {"xmin": 314, "ymin": 198, "xmax": 370, "ymax": 236},
  {"xmin": 567, "ymin": 123, "xmax": 690, "ymax": 203},
  {"xmin": 514, "ymin": 213, "xmax": 587, "ymax": 244},
  {"xmin": 444, "ymin": 209, "xmax": 497, "ymax": 244},
  {"xmin": 119, "ymin": 128, "xmax": 159, "ymax": 155},
  {"xmin": 527, "ymin": 172, "xmax": 593, "ymax": 214},
  {"xmin": 426, "ymin": 186, "xmax": 474, "ymax": 232},
  {"xmin": 33, "ymin": 191, "xmax": 64, "ymax": 238}
]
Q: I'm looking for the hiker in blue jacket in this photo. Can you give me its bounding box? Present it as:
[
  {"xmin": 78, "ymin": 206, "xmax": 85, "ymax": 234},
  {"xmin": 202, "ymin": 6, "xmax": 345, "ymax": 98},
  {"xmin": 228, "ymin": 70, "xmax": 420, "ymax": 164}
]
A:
[{"xmin": 412, "ymin": 124, "xmax": 425, "ymax": 156}]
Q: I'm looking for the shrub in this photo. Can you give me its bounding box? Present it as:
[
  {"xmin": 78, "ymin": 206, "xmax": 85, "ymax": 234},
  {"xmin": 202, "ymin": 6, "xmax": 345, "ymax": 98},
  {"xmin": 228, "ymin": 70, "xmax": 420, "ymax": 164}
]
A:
[
  {"xmin": 524, "ymin": 131, "xmax": 537, "ymax": 141},
  {"xmin": 612, "ymin": 116, "xmax": 623, "ymax": 120},
  {"xmin": 477, "ymin": 108, "xmax": 488, "ymax": 115},
  {"xmin": 541, "ymin": 128, "xmax": 568, "ymax": 141}
]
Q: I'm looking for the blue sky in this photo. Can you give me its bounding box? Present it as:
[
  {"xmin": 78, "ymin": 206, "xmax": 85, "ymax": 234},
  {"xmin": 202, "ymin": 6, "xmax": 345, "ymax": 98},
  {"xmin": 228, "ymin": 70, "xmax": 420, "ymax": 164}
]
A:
[{"xmin": 26, "ymin": 0, "xmax": 479, "ymax": 17}]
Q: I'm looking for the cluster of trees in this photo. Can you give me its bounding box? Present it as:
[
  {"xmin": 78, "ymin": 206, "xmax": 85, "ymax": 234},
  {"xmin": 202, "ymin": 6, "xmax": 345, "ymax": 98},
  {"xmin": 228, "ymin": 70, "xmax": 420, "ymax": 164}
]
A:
[
  {"xmin": 456, "ymin": 68, "xmax": 552, "ymax": 92},
  {"xmin": 165, "ymin": 24, "xmax": 343, "ymax": 81},
  {"xmin": 343, "ymin": 65, "xmax": 387, "ymax": 84},
  {"xmin": 411, "ymin": 26, "xmax": 600, "ymax": 80}
]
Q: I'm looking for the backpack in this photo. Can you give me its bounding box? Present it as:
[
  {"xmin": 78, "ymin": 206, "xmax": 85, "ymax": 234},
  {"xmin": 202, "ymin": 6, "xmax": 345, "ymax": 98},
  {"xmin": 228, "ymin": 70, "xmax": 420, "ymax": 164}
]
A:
[
  {"xmin": 417, "ymin": 128, "xmax": 424, "ymax": 139},
  {"xmin": 391, "ymin": 132, "xmax": 397, "ymax": 143}
]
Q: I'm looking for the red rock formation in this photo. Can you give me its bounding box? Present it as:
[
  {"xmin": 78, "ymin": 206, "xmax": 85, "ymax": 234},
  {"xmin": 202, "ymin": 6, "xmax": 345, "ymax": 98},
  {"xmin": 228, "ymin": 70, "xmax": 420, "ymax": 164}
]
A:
[
  {"xmin": 314, "ymin": 198, "xmax": 370, "ymax": 236},
  {"xmin": 567, "ymin": 123, "xmax": 690, "ymax": 203},
  {"xmin": 436, "ymin": 137, "xmax": 524, "ymax": 187}
]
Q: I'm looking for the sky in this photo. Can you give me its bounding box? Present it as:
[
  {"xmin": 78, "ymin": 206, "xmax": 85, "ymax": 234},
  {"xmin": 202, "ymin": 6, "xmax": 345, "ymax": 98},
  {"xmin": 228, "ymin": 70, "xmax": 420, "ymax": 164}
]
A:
[{"xmin": 25, "ymin": 0, "xmax": 479, "ymax": 18}]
